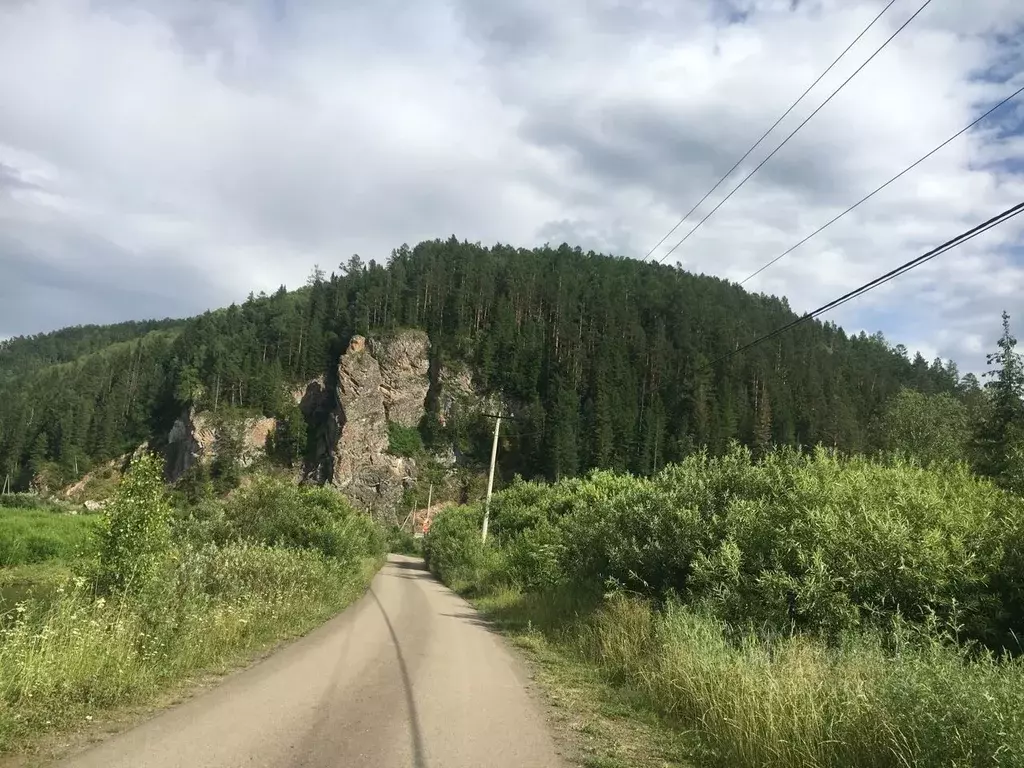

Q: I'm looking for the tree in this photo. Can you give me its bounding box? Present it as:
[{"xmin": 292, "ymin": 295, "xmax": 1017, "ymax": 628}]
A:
[
  {"xmin": 752, "ymin": 382, "xmax": 773, "ymax": 459},
  {"xmin": 97, "ymin": 452, "xmax": 172, "ymax": 593},
  {"xmin": 879, "ymin": 389, "xmax": 968, "ymax": 466},
  {"xmin": 975, "ymin": 312, "xmax": 1024, "ymax": 484}
]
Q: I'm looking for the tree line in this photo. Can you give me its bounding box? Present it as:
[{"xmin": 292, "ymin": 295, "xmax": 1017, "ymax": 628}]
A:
[{"xmin": 0, "ymin": 236, "xmax": 1002, "ymax": 493}]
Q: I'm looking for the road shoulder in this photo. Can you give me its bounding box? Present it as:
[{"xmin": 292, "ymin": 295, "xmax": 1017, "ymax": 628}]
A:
[{"xmin": 469, "ymin": 600, "xmax": 697, "ymax": 768}]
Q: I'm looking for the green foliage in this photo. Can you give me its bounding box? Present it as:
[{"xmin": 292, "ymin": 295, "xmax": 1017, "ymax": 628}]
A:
[
  {"xmin": 386, "ymin": 421, "xmax": 424, "ymax": 458},
  {"xmin": 0, "ymin": 239, "xmax": 965, "ymax": 491},
  {"xmin": 208, "ymin": 416, "xmax": 244, "ymax": 494},
  {"xmin": 171, "ymin": 463, "xmax": 215, "ymax": 507},
  {"xmin": 574, "ymin": 596, "xmax": 1024, "ymax": 768},
  {"xmin": 878, "ymin": 388, "xmax": 969, "ymax": 466},
  {"xmin": 266, "ymin": 404, "xmax": 306, "ymax": 468},
  {"xmin": 0, "ymin": 466, "xmax": 386, "ymax": 753},
  {"xmin": 96, "ymin": 453, "xmax": 173, "ymax": 593},
  {"xmin": 0, "ymin": 544, "xmax": 379, "ymax": 750},
  {"xmin": 975, "ymin": 311, "xmax": 1024, "ymax": 487},
  {"xmin": 222, "ymin": 477, "xmax": 384, "ymax": 562},
  {"xmin": 428, "ymin": 446, "xmax": 1024, "ymax": 767},
  {"xmin": 385, "ymin": 525, "xmax": 422, "ymax": 556},
  {"xmin": 428, "ymin": 445, "xmax": 1024, "ymax": 646},
  {"xmin": 0, "ymin": 494, "xmax": 54, "ymax": 510},
  {"xmin": 422, "ymin": 504, "xmax": 501, "ymax": 592}
]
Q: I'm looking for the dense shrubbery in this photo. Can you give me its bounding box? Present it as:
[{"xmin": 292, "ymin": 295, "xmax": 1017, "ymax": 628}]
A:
[
  {"xmin": 0, "ymin": 455, "xmax": 384, "ymax": 751},
  {"xmin": 424, "ymin": 445, "xmax": 1024, "ymax": 767},
  {"xmin": 0, "ymin": 494, "xmax": 55, "ymax": 511}
]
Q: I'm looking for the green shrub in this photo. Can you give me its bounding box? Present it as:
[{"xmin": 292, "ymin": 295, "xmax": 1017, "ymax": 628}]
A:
[
  {"xmin": 425, "ymin": 444, "xmax": 1024, "ymax": 767},
  {"xmin": 385, "ymin": 525, "xmax": 421, "ymax": 556},
  {"xmin": 423, "ymin": 504, "xmax": 503, "ymax": 592},
  {"xmin": 222, "ymin": 477, "xmax": 383, "ymax": 562},
  {"xmin": 387, "ymin": 422, "xmax": 424, "ymax": 458},
  {"xmin": 0, "ymin": 494, "xmax": 52, "ymax": 511},
  {"xmin": 96, "ymin": 453, "xmax": 172, "ymax": 593}
]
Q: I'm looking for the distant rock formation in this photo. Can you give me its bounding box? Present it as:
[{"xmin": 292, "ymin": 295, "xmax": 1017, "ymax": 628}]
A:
[
  {"xmin": 157, "ymin": 328, "xmax": 498, "ymax": 522},
  {"xmin": 164, "ymin": 408, "xmax": 275, "ymax": 483}
]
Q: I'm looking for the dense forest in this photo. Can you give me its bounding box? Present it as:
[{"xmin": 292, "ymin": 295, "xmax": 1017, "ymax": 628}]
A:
[{"xmin": 0, "ymin": 237, "xmax": 981, "ymax": 492}]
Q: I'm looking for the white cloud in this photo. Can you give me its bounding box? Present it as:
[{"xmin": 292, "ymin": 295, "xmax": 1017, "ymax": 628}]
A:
[{"xmin": 0, "ymin": 0, "xmax": 1022, "ymax": 373}]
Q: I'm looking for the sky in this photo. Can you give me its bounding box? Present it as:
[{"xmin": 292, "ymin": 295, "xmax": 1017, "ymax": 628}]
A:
[{"xmin": 1, "ymin": 0, "xmax": 1023, "ymax": 373}]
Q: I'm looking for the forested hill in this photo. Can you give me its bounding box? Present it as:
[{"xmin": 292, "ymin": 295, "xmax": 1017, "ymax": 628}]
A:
[
  {"xmin": 0, "ymin": 237, "xmax": 960, "ymax": 491},
  {"xmin": 0, "ymin": 319, "xmax": 184, "ymax": 382}
]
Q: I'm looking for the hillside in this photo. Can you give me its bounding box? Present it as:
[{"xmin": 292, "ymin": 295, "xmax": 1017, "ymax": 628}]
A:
[{"xmin": 0, "ymin": 237, "xmax": 959, "ymax": 497}]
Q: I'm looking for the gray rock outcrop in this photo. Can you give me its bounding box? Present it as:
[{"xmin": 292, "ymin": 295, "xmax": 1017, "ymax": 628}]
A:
[
  {"xmin": 303, "ymin": 332, "xmax": 426, "ymax": 521},
  {"xmin": 370, "ymin": 330, "xmax": 430, "ymax": 428},
  {"xmin": 165, "ymin": 408, "xmax": 275, "ymax": 482}
]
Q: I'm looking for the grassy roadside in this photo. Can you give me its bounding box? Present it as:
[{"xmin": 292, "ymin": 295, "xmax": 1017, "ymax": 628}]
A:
[
  {"xmin": 471, "ymin": 587, "xmax": 697, "ymax": 768},
  {"xmin": 0, "ymin": 554, "xmax": 383, "ymax": 762},
  {"xmin": 1, "ymin": 456, "xmax": 390, "ymax": 760},
  {"xmin": 425, "ymin": 447, "xmax": 1024, "ymax": 767}
]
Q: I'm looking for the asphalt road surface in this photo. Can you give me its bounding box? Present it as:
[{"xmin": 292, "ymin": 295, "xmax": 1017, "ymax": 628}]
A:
[{"xmin": 58, "ymin": 555, "xmax": 564, "ymax": 768}]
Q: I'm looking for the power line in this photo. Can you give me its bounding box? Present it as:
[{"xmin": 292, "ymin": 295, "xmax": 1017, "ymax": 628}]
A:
[
  {"xmin": 708, "ymin": 200, "xmax": 1024, "ymax": 367},
  {"xmin": 656, "ymin": 0, "xmax": 934, "ymax": 266},
  {"xmin": 642, "ymin": 0, "xmax": 900, "ymax": 262},
  {"xmin": 739, "ymin": 81, "xmax": 1024, "ymax": 286}
]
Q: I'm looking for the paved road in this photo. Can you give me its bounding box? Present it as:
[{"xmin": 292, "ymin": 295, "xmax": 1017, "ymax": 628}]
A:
[{"xmin": 58, "ymin": 556, "xmax": 564, "ymax": 768}]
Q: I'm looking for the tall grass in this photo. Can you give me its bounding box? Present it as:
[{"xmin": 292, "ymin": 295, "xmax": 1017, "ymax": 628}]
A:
[
  {"xmin": 0, "ymin": 459, "xmax": 385, "ymax": 752},
  {"xmin": 426, "ymin": 445, "xmax": 1024, "ymax": 767},
  {"xmin": 0, "ymin": 546, "xmax": 377, "ymax": 748},
  {"xmin": 0, "ymin": 509, "xmax": 100, "ymax": 567}
]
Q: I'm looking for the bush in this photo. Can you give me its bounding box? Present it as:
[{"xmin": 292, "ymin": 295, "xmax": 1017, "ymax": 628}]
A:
[
  {"xmin": 0, "ymin": 494, "xmax": 52, "ymax": 511},
  {"xmin": 535, "ymin": 445, "xmax": 1015, "ymax": 643},
  {"xmin": 423, "ymin": 504, "xmax": 502, "ymax": 592},
  {"xmin": 96, "ymin": 453, "xmax": 172, "ymax": 593},
  {"xmin": 387, "ymin": 422, "xmax": 424, "ymax": 458},
  {"xmin": 386, "ymin": 525, "xmax": 422, "ymax": 556},
  {"xmin": 425, "ymin": 444, "xmax": 1024, "ymax": 767},
  {"xmin": 222, "ymin": 477, "xmax": 383, "ymax": 562}
]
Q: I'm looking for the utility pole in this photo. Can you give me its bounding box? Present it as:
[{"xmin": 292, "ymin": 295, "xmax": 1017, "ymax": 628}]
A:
[
  {"xmin": 426, "ymin": 483, "xmax": 433, "ymax": 513},
  {"xmin": 482, "ymin": 413, "xmax": 501, "ymax": 543}
]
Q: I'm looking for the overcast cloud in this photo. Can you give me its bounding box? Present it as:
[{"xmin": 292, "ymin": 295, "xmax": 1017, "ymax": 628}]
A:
[{"xmin": 1, "ymin": 0, "xmax": 1023, "ymax": 372}]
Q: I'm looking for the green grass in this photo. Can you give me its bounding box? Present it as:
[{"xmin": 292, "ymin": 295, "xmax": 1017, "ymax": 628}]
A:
[
  {"xmin": 0, "ymin": 509, "xmax": 100, "ymax": 567},
  {"xmin": 0, "ymin": 462, "xmax": 388, "ymax": 757},
  {"xmin": 467, "ymin": 585, "xmax": 1024, "ymax": 768},
  {"xmin": 0, "ymin": 547, "xmax": 382, "ymax": 753},
  {"xmin": 471, "ymin": 587, "xmax": 694, "ymax": 768}
]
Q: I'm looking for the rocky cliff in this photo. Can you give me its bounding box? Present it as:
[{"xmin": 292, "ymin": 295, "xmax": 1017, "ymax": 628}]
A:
[
  {"xmin": 161, "ymin": 327, "xmax": 492, "ymax": 521},
  {"xmin": 369, "ymin": 330, "xmax": 430, "ymax": 427},
  {"xmin": 297, "ymin": 330, "xmax": 436, "ymax": 521},
  {"xmin": 165, "ymin": 409, "xmax": 276, "ymax": 483}
]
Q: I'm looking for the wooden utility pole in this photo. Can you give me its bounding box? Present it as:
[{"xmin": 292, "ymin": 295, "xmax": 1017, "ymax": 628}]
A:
[{"xmin": 481, "ymin": 413, "xmax": 501, "ymax": 543}]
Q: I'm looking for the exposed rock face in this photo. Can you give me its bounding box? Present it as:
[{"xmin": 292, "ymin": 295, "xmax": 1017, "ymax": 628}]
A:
[
  {"xmin": 296, "ymin": 376, "xmax": 328, "ymax": 419},
  {"xmin": 165, "ymin": 409, "xmax": 215, "ymax": 482},
  {"xmin": 165, "ymin": 408, "xmax": 275, "ymax": 482},
  {"xmin": 327, "ymin": 334, "xmax": 416, "ymax": 520},
  {"xmin": 369, "ymin": 330, "xmax": 431, "ymax": 428}
]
